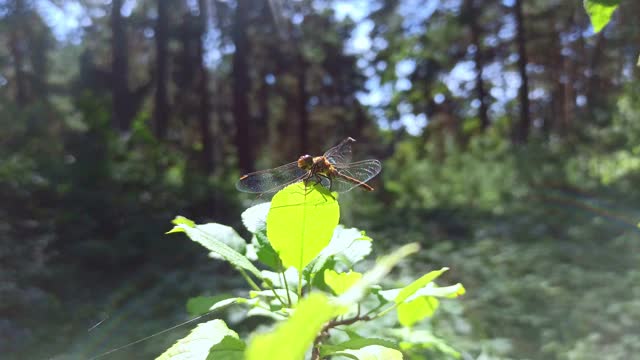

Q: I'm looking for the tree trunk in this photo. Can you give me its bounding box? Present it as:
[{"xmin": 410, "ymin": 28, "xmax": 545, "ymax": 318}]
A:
[
  {"xmin": 561, "ymin": 51, "xmax": 575, "ymax": 135},
  {"xmin": 297, "ymin": 56, "xmax": 309, "ymax": 155},
  {"xmin": 196, "ymin": 0, "xmax": 214, "ymax": 174},
  {"xmin": 257, "ymin": 70, "xmax": 270, "ymax": 148},
  {"xmin": 232, "ymin": 0, "xmax": 253, "ymax": 173},
  {"xmin": 111, "ymin": 0, "xmax": 130, "ymax": 132},
  {"xmin": 467, "ymin": 0, "xmax": 489, "ymax": 130},
  {"xmin": 153, "ymin": 0, "xmax": 170, "ymax": 139},
  {"xmin": 586, "ymin": 31, "xmax": 605, "ymax": 113},
  {"xmin": 545, "ymin": 17, "xmax": 562, "ymax": 137},
  {"xmin": 513, "ymin": 0, "xmax": 531, "ymax": 143},
  {"xmin": 9, "ymin": 0, "xmax": 27, "ymax": 107},
  {"xmin": 9, "ymin": 30, "xmax": 27, "ymax": 107},
  {"xmin": 353, "ymin": 104, "xmax": 366, "ymax": 140}
]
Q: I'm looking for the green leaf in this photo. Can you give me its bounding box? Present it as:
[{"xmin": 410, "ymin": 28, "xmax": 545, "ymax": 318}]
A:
[
  {"xmin": 370, "ymin": 285, "xmax": 392, "ymax": 307},
  {"xmin": 261, "ymin": 267, "xmax": 301, "ymax": 289},
  {"xmin": 253, "ymin": 232, "xmax": 283, "ymax": 271},
  {"xmin": 397, "ymin": 296, "xmax": 439, "ymax": 327},
  {"xmin": 171, "ymin": 215, "xmax": 196, "ymax": 228},
  {"xmin": 266, "ymin": 182, "xmax": 340, "ymax": 272},
  {"xmin": 206, "ymin": 336, "xmax": 246, "ymax": 360},
  {"xmin": 241, "ymin": 202, "xmax": 271, "ymax": 233},
  {"xmin": 584, "ymin": 0, "xmax": 620, "ymax": 33},
  {"xmin": 343, "ymin": 328, "xmax": 365, "ymax": 340},
  {"xmin": 250, "ymin": 289, "xmax": 299, "ymax": 305},
  {"xmin": 245, "ymin": 293, "xmax": 341, "ymax": 360},
  {"xmin": 320, "ymin": 338, "xmax": 400, "ymax": 357},
  {"xmin": 186, "ymin": 295, "xmax": 231, "ymax": 316},
  {"xmin": 338, "ymin": 345, "xmax": 404, "ymax": 360},
  {"xmin": 376, "ymin": 268, "xmax": 455, "ymax": 326},
  {"xmin": 335, "ymin": 236, "xmax": 373, "ymax": 265},
  {"xmin": 200, "ymin": 223, "xmax": 247, "ymax": 255},
  {"xmin": 156, "ymin": 319, "xmax": 240, "ymax": 360},
  {"xmin": 187, "ymin": 296, "xmax": 246, "ymax": 316},
  {"xmin": 246, "ymin": 305, "xmax": 289, "ymax": 321},
  {"xmin": 414, "ymin": 283, "xmax": 466, "ymax": 298},
  {"xmin": 394, "ymin": 268, "xmax": 449, "ymax": 304},
  {"xmin": 329, "ymin": 353, "xmax": 359, "ymax": 360},
  {"xmin": 168, "ymin": 217, "xmax": 262, "ymax": 278},
  {"xmin": 211, "ymin": 297, "xmax": 246, "ymax": 311},
  {"xmin": 337, "ymin": 243, "xmax": 421, "ymax": 306},
  {"xmin": 307, "ymin": 226, "xmax": 373, "ymax": 276},
  {"xmin": 324, "ymin": 270, "xmax": 363, "ymax": 295},
  {"xmin": 245, "ymin": 242, "xmax": 258, "ymax": 261},
  {"xmin": 244, "ymin": 244, "xmax": 420, "ymax": 360},
  {"xmin": 242, "ymin": 203, "xmax": 284, "ymax": 270},
  {"xmin": 389, "ymin": 328, "xmax": 460, "ymax": 358},
  {"xmin": 380, "ymin": 281, "xmax": 466, "ymax": 302},
  {"xmin": 323, "ymin": 226, "xmax": 373, "ymax": 263},
  {"xmin": 242, "ymin": 202, "xmax": 283, "ymax": 271}
]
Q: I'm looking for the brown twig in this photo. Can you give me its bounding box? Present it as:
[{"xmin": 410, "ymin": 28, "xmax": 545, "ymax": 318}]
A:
[{"xmin": 310, "ymin": 312, "xmax": 371, "ymax": 360}]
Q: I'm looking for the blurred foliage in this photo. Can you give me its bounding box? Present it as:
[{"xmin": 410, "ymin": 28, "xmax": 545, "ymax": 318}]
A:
[
  {"xmin": 1, "ymin": 0, "xmax": 640, "ymax": 358},
  {"xmin": 0, "ymin": 78, "xmax": 242, "ymax": 359},
  {"xmin": 363, "ymin": 86, "xmax": 640, "ymax": 358}
]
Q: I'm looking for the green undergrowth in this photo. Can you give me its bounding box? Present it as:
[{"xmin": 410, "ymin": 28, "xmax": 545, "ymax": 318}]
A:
[
  {"xmin": 159, "ymin": 182, "xmax": 466, "ymax": 360},
  {"xmin": 360, "ymin": 130, "xmax": 640, "ymax": 359}
]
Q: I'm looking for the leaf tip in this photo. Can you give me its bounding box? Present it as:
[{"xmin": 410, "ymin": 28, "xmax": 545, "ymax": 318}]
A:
[
  {"xmin": 584, "ymin": 0, "xmax": 619, "ymax": 33},
  {"xmin": 166, "ymin": 226, "xmax": 185, "ymax": 234},
  {"xmin": 450, "ymin": 283, "xmax": 466, "ymax": 298},
  {"xmin": 172, "ymin": 215, "xmax": 196, "ymax": 227}
]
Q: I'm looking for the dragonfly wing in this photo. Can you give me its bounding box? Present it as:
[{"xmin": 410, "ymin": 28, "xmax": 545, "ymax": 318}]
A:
[
  {"xmin": 236, "ymin": 161, "xmax": 308, "ymax": 193},
  {"xmin": 332, "ymin": 159, "xmax": 382, "ymax": 192},
  {"xmin": 326, "ymin": 176, "xmax": 359, "ymax": 193},
  {"xmin": 318, "ymin": 174, "xmax": 353, "ymax": 193},
  {"xmin": 323, "ymin": 137, "xmax": 355, "ymax": 165}
]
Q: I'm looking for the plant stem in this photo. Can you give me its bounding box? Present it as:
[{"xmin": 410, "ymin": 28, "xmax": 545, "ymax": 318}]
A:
[
  {"xmin": 238, "ymin": 268, "xmax": 261, "ymax": 291},
  {"xmin": 311, "ymin": 313, "xmax": 372, "ymax": 359},
  {"xmin": 363, "ymin": 303, "xmax": 385, "ymax": 318},
  {"xmin": 297, "ymin": 270, "xmax": 303, "ymax": 300},
  {"xmin": 370, "ymin": 304, "xmax": 397, "ymax": 319},
  {"xmin": 261, "ymin": 277, "xmax": 287, "ymax": 306},
  {"xmin": 270, "ymin": 287, "xmax": 287, "ymax": 307},
  {"xmin": 282, "ymin": 269, "xmax": 293, "ymax": 306}
]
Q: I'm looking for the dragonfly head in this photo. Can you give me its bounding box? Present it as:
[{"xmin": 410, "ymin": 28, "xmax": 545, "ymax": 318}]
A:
[{"xmin": 297, "ymin": 154, "xmax": 314, "ymax": 170}]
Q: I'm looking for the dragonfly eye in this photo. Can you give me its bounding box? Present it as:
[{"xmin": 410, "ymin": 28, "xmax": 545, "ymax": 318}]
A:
[{"xmin": 297, "ymin": 155, "xmax": 313, "ymax": 170}]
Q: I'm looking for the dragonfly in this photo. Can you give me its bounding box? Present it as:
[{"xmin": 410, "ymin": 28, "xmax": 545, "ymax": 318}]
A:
[{"xmin": 236, "ymin": 137, "xmax": 382, "ymax": 194}]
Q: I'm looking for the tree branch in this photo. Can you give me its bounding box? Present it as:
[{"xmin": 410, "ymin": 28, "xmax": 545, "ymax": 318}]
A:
[{"xmin": 311, "ymin": 312, "xmax": 371, "ymax": 360}]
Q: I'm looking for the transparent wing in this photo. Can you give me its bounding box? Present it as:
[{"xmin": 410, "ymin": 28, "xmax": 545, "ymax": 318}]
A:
[
  {"xmin": 331, "ymin": 159, "xmax": 382, "ymax": 193},
  {"xmin": 323, "ymin": 137, "xmax": 356, "ymax": 165},
  {"xmin": 236, "ymin": 161, "xmax": 308, "ymax": 193},
  {"xmin": 320, "ymin": 176, "xmax": 357, "ymax": 193}
]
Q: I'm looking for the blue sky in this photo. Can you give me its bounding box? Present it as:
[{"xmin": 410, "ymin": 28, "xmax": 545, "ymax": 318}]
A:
[
  {"xmin": 35, "ymin": 0, "xmax": 520, "ymax": 136},
  {"xmin": 333, "ymin": 0, "xmax": 437, "ymax": 134}
]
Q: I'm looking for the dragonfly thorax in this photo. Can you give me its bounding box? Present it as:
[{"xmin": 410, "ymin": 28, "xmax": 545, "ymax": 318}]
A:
[
  {"xmin": 297, "ymin": 154, "xmax": 314, "ymax": 170},
  {"xmin": 297, "ymin": 154, "xmax": 334, "ymax": 176}
]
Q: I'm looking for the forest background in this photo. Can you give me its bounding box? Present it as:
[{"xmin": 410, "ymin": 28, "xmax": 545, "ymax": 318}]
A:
[{"xmin": 1, "ymin": 0, "xmax": 639, "ymax": 359}]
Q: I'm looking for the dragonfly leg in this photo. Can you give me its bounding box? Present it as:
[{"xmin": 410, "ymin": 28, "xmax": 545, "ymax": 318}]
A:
[
  {"xmin": 326, "ymin": 176, "xmax": 334, "ymax": 192},
  {"xmin": 318, "ymin": 174, "xmax": 337, "ymax": 199},
  {"xmin": 315, "ymin": 173, "xmax": 332, "ymax": 190},
  {"xmin": 301, "ymin": 172, "xmax": 314, "ymax": 184}
]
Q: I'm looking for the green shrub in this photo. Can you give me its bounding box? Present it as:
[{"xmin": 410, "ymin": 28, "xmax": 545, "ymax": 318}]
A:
[{"xmin": 158, "ymin": 183, "xmax": 465, "ymax": 360}]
